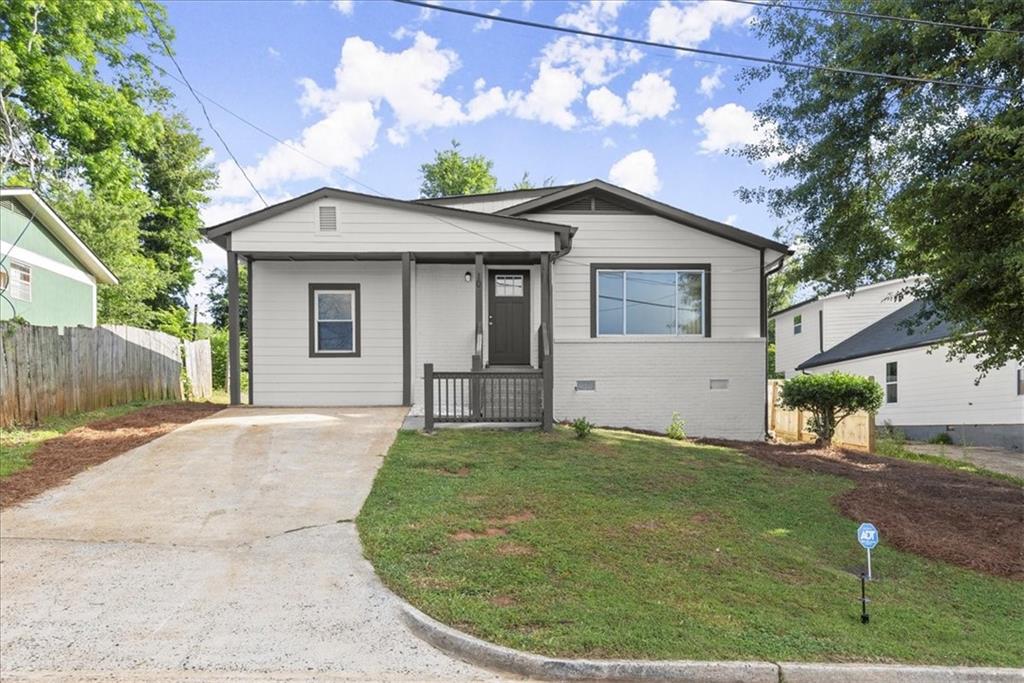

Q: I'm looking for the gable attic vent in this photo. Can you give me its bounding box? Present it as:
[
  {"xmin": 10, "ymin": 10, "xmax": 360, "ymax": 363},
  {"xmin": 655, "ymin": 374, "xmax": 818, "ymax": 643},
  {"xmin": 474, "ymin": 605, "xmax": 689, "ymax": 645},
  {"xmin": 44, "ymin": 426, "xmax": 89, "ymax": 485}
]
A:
[
  {"xmin": 546, "ymin": 191, "xmax": 650, "ymax": 214},
  {"xmin": 318, "ymin": 206, "xmax": 338, "ymax": 232}
]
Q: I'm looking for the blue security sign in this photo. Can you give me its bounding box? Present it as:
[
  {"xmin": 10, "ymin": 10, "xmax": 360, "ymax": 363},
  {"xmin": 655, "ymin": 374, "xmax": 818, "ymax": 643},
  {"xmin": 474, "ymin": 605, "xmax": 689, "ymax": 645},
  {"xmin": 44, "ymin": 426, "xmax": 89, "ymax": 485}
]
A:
[{"xmin": 858, "ymin": 523, "xmax": 879, "ymax": 550}]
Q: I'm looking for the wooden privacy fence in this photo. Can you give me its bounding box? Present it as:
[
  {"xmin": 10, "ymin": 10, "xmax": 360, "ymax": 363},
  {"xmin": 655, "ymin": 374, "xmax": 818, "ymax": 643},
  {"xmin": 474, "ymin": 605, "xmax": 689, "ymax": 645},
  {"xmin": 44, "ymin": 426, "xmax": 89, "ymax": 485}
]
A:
[
  {"xmin": 183, "ymin": 339, "xmax": 213, "ymax": 400},
  {"xmin": 767, "ymin": 379, "xmax": 876, "ymax": 452},
  {"xmin": 0, "ymin": 324, "xmax": 212, "ymax": 428}
]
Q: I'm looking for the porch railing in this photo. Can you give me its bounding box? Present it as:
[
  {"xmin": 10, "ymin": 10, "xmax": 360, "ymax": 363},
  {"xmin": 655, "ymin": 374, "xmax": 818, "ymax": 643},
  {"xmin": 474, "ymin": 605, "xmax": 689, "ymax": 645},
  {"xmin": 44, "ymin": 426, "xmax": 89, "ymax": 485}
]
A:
[{"xmin": 424, "ymin": 322, "xmax": 553, "ymax": 432}]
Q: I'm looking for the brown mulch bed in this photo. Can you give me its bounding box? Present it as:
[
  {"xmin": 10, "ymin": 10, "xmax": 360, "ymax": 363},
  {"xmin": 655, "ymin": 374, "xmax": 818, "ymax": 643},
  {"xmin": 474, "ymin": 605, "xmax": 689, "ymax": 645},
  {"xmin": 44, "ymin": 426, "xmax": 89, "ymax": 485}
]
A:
[
  {"xmin": 1, "ymin": 402, "xmax": 223, "ymax": 510},
  {"xmin": 705, "ymin": 439, "xmax": 1024, "ymax": 580}
]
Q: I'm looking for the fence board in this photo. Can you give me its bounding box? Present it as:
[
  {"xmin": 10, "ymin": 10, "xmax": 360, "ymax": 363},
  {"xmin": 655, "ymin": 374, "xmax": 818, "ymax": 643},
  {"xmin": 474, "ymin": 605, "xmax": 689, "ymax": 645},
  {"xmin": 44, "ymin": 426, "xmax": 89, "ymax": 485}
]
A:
[
  {"xmin": 183, "ymin": 339, "xmax": 213, "ymax": 400},
  {"xmin": 767, "ymin": 379, "xmax": 876, "ymax": 452},
  {"xmin": 0, "ymin": 324, "xmax": 205, "ymax": 428}
]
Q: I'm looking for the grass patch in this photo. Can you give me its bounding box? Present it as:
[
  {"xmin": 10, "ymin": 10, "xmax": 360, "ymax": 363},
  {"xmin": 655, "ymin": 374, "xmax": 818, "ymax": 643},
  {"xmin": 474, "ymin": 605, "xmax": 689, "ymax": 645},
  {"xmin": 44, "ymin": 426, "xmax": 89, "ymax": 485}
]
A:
[
  {"xmin": 358, "ymin": 428, "xmax": 1023, "ymax": 666},
  {"xmin": 875, "ymin": 435, "xmax": 1024, "ymax": 486},
  {"xmin": 0, "ymin": 400, "xmax": 170, "ymax": 477}
]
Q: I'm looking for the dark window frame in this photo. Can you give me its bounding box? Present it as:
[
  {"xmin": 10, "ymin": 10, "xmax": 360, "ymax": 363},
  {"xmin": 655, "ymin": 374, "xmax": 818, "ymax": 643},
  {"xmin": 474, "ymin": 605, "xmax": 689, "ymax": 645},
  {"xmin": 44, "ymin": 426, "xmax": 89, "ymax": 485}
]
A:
[
  {"xmin": 308, "ymin": 283, "xmax": 361, "ymax": 358},
  {"xmin": 885, "ymin": 361, "xmax": 898, "ymax": 404},
  {"xmin": 589, "ymin": 263, "xmax": 711, "ymax": 338},
  {"xmin": 1018, "ymin": 367, "xmax": 1023, "ymax": 396},
  {"xmin": 793, "ymin": 313, "xmax": 802, "ymax": 335}
]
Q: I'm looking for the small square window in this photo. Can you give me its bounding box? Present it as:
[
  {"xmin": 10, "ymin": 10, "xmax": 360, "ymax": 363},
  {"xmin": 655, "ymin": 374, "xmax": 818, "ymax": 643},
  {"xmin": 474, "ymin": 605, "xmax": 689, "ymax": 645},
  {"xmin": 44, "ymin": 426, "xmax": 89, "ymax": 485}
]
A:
[
  {"xmin": 309, "ymin": 284, "xmax": 359, "ymax": 357},
  {"xmin": 793, "ymin": 314, "xmax": 802, "ymax": 335}
]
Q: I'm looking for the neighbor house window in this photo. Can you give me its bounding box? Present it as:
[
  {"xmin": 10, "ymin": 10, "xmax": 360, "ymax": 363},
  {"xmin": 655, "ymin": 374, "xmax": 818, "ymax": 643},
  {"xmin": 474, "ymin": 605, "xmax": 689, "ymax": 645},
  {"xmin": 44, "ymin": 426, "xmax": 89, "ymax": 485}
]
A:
[
  {"xmin": 7, "ymin": 261, "xmax": 31, "ymax": 301},
  {"xmin": 885, "ymin": 361, "xmax": 898, "ymax": 403},
  {"xmin": 793, "ymin": 314, "xmax": 802, "ymax": 335},
  {"xmin": 1018, "ymin": 367, "xmax": 1023, "ymax": 396},
  {"xmin": 309, "ymin": 284, "xmax": 360, "ymax": 357},
  {"xmin": 594, "ymin": 266, "xmax": 708, "ymax": 337}
]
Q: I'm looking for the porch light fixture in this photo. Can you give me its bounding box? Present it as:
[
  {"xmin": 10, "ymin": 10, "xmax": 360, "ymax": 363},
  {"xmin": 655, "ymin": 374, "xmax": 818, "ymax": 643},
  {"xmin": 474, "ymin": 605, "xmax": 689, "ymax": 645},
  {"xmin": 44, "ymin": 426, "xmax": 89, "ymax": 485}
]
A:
[{"xmin": 464, "ymin": 271, "xmax": 472, "ymax": 282}]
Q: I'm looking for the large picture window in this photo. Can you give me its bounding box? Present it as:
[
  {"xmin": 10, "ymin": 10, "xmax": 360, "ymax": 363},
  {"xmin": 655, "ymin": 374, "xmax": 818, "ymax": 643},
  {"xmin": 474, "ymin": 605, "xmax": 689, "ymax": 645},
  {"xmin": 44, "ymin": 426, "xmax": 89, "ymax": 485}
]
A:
[
  {"xmin": 309, "ymin": 284, "xmax": 360, "ymax": 357},
  {"xmin": 593, "ymin": 265, "xmax": 709, "ymax": 337}
]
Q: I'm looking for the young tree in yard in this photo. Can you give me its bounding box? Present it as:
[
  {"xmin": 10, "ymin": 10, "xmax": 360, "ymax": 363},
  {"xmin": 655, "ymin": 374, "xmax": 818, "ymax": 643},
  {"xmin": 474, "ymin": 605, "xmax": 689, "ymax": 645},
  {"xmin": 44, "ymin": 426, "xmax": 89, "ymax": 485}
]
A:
[
  {"xmin": 780, "ymin": 373, "xmax": 883, "ymax": 447},
  {"xmin": 419, "ymin": 141, "xmax": 498, "ymax": 198},
  {"xmin": 204, "ymin": 266, "xmax": 249, "ymax": 331},
  {"xmin": 741, "ymin": 1, "xmax": 1024, "ymax": 375},
  {"xmin": 0, "ymin": 0, "xmax": 215, "ymax": 325}
]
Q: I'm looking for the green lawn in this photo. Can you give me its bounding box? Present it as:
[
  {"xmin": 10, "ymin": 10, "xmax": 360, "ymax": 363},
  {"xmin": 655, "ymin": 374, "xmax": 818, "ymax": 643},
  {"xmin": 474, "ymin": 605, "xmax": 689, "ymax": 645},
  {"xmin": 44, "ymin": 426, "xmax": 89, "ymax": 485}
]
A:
[
  {"xmin": 358, "ymin": 428, "xmax": 1024, "ymax": 666},
  {"xmin": 0, "ymin": 400, "xmax": 170, "ymax": 477}
]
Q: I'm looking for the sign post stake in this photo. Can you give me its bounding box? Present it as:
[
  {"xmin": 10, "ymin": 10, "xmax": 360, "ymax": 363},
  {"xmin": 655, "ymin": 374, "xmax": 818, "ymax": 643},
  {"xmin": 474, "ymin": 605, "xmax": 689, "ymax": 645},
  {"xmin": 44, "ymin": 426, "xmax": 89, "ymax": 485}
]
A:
[{"xmin": 866, "ymin": 548, "xmax": 872, "ymax": 581}]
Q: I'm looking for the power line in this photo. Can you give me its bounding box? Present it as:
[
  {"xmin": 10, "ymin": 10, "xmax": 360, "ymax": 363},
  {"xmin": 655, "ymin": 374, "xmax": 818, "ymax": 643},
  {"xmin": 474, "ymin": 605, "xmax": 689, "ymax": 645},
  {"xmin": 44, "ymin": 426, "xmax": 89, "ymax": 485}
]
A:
[
  {"xmin": 708, "ymin": 0, "xmax": 1023, "ymax": 36},
  {"xmin": 393, "ymin": 0, "xmax": 1019, "ymax": 94},
  {"xmin": 139, "ymin": 2, "xmax": 268, "ymax": 207}
]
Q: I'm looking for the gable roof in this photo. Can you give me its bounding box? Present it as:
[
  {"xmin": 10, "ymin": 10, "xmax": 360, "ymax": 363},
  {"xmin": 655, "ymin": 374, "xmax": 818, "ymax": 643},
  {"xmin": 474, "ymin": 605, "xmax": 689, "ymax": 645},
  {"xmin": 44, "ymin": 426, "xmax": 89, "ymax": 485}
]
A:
[
  {"xmin": 203, "ymin": 186, "xmax": 575, "ymax": 244},
  {"xmin": 1, "ymin": 187, "xmax": 118, "ymax": 285},
  {"xmin": 497, "ymin": 179, "xmax": 792, "ymax": 254},
  {"xmin": 797, "ymin": 300, "xmax": 954, "ymax": 370},
  {"xmin": 413, "ymin": 185, "xmax": 570, "ymax": 205}
]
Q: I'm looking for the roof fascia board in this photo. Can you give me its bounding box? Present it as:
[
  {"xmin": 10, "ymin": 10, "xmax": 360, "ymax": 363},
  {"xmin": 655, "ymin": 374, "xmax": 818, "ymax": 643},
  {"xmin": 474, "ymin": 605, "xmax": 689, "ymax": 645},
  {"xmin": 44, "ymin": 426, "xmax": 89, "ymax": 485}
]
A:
[
  {"xmin": 797, "ymin": 337, "xmax": 951, "ymax": 370},
  {"xmin": 1, "ymin": 188, "xmax": 118, "ymax": 284},
  {"xmin": 497, "ymin": 179, "xmax": 792, "ymax": 254}
]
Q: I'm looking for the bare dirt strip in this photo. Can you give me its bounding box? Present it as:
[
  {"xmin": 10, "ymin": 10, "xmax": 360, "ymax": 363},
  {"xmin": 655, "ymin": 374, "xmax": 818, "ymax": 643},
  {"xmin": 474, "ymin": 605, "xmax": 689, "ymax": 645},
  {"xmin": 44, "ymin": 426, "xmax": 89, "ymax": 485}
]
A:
[{"xmin": 1, "ymin": 403, "xmax": 223, "ymax": 509}]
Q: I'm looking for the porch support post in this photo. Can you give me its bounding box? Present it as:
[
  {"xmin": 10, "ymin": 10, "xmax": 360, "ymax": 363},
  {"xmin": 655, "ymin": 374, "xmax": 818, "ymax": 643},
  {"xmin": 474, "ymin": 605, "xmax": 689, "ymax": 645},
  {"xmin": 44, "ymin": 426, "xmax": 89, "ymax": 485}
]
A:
[
  {"xmin": 541, "ymin": 252, "xmax": 553, "ymax": 432},
  {"xmin": 228, "ymin": 247, "xmax": 241, "ymax": 406},
  {"xmin": 474, "ymin": 253, "xmax": 484, "ymax": 339},
  {"xmin": 402, "ymin": 252, "xmax": 412, "ymax": 406}
]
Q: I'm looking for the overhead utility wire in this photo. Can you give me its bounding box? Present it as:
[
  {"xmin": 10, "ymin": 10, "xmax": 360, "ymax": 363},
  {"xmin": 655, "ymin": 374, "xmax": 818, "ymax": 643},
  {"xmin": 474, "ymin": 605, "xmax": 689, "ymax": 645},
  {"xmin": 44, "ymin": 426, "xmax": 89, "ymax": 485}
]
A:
[
  {"xmin": 139, "ymin": 3, "xmax": 268, "ymax": 207},
  {"xmin": 393, "ymin": 0, "xmax": 1018, "ymax": 94},
  {"xmin": 710, "ymin": 0, "xmax": 1023, "ymax": 36}
]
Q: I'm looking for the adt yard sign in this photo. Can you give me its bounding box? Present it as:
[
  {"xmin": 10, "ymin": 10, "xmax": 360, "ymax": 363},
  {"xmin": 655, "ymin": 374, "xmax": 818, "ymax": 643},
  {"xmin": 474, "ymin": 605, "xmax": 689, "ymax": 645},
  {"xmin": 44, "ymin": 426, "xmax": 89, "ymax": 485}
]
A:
[{"xmin": 858, "ymin": 523, "xmax": 879, "ymax": 579}]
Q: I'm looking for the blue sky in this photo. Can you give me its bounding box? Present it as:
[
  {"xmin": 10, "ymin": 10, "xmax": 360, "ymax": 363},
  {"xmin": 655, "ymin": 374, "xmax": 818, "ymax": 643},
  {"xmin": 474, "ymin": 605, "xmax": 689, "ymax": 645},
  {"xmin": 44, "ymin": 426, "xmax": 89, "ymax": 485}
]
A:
[{"xmin": 157, "ymin": 0, "xmax": 787, "ymax": 302}]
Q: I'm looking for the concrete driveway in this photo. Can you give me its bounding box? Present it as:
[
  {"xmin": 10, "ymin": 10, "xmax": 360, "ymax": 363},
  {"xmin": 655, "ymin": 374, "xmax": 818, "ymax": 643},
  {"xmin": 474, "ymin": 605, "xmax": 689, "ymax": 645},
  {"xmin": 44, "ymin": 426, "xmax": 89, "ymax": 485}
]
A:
[{"xmin": 0, "ymin": 407, "xmax": 499, "ymax": 681}]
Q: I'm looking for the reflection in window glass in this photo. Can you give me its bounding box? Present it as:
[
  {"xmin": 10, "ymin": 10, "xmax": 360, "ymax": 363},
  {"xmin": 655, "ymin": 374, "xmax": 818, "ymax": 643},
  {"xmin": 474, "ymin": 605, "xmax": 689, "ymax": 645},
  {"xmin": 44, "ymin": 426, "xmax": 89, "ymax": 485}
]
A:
[
  {"xmin": 596, "ymin": 269, "xmax": 704, "ymax": 336},
  {"xmin": 316, "ymin": 290, "xmax": 355, "ymax": 353},
  {"xmin": 494, "ymin": 275, "xmax": 524, "ymax": 297}
]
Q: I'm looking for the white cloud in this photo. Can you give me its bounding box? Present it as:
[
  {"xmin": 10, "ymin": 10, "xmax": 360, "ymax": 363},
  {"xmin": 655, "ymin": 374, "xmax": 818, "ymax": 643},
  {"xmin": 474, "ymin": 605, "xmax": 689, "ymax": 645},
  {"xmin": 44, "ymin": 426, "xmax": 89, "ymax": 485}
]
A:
[
  {"xmin": 601, "ymin": 136, "xmax": 616, "ymax": 148},
  {"xmin": 331, "ymin": 0, "xmax": 354, "ymax": 15},
  {"xmin": 267, "ymin": 46, "xmax": 281, "ymax": 59},
  {"xmin": 723, "ymin": 214, "xmax": 738, "ymax": 225},
  {"xmin": 587, "ymin": 71, "xmax": 676, "ymax": 127},
  {"xmin": 521, "ymin": 0, "xmax": 534, "ymax": 12},
  {"xmin": 556, "ymin": 0, "xmax": 627, "ymax": 32},
  {"xmin": 473, "ymin": 8, "xmax": 500, "ymax": 31},
  {"xmin": 697, "ymin": 66, "xmax": 724, "ymax": 98},
  {"xmin": 609, "ymin": 149, "xmax": 661, "ymax": 195},
  {"xmin": 648, "ymin": 0, "xmax": 751, "ymax": 49},
  {"xmin": 695, "ymin": 102, "xmax": 786, "ymax": 165},
  {"xmin": 508, "ymin": 64, "xmax": 584, "ymax": 130}
]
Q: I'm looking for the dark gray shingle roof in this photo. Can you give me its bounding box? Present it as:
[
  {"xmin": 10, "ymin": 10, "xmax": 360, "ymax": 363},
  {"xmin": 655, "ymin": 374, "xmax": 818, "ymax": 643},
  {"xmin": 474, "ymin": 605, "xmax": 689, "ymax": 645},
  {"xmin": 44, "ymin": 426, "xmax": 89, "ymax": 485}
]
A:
[{"xmin": 797, "ymin": 299, "xmax": 955, "ymax": 370}]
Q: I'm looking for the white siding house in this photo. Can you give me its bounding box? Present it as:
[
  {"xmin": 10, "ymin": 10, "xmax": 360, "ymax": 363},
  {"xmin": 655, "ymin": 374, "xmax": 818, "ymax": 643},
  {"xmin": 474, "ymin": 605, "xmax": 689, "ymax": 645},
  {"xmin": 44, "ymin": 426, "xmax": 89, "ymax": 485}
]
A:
[
  {"xmin": 773, "ymin": 295, "xmax": 1024, "ymax": 450},
  {"xmin": 207, "ymin": 181, "xmax": 790, "ymax": 439}
]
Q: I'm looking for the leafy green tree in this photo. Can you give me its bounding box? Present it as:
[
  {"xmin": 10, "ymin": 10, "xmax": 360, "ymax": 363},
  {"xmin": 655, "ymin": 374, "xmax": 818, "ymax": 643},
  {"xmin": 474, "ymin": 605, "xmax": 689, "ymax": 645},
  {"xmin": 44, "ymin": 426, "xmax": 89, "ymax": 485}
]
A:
[
  {"xmin": 419, "ymin": 140, "xmax": 498, "ymax": 197},
  {"xmin": 510, "ymin": 171, "xmax": 557, "ymax": 190},
  {"xmin": 780, "ymin": 372, "xmax": 884, "ymax": 446},
  {"xmin": 204, "ymin": 266, "xmax": 249, "ymax": 331},
  {"xmin": 741, "ymin": 1, "xmax": 1024, "ymax": 375},
  {"xmin": 1, "ymin": 0, "xmax": 215, "ymax": 324},
  {"xmin": 139, "ymin": 114, "xmax": 217, "ymax": 309}
]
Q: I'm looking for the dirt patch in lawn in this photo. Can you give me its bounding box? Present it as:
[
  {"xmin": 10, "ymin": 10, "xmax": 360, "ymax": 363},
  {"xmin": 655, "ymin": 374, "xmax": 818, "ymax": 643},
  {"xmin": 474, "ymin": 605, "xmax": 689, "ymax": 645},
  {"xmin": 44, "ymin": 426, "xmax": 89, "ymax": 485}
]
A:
[
  {"xmin": 708, "ymin": 439, "xmax": 1024, "ymax": 579},
  {"xmin": 1, "ymin": 403, "xmax": 222, "ymax": 509}
]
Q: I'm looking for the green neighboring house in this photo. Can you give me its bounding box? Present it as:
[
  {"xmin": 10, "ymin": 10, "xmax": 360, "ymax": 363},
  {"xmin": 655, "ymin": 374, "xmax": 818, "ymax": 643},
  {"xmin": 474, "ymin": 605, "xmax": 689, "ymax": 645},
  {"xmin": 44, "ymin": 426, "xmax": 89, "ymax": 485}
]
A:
[{"xmin": 1, "ymin": 187, "xmax": 118, "ymax": 328}]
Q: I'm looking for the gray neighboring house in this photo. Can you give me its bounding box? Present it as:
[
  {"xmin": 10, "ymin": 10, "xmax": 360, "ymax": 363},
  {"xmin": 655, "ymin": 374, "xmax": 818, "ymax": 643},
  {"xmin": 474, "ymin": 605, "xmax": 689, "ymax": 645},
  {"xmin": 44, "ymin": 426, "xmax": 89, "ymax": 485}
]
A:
[
  {"xmin": 774, "ymin": 296, "xmax": 1024, "ymax": 451},
  {"xmin": 205, "ymin": 179, "xmax": 790, "ymax": 439}
]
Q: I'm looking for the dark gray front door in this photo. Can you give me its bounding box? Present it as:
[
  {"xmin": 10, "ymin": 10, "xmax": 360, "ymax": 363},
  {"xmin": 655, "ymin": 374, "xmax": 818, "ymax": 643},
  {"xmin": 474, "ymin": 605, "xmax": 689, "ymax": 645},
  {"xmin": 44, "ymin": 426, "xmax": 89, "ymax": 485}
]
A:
[{"xmin": 488, "ymin": 271, "xmax": 531, "ymax": 365}]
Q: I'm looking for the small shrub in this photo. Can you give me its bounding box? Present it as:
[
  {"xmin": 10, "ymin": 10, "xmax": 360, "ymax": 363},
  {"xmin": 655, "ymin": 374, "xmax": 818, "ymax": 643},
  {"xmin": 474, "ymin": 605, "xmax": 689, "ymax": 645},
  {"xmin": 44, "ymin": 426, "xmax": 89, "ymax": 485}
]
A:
[
  {"xmin": 779, "ymin": 372, "xmax": 883, "ymax": 446},
  {"xmin": 571, "ymin": 417, "xmax": 593, "ymax": 439},
  {"xmin": 929, "ymin": 432, "xmax": 954, "ymax": 445},
  {"xmin": 666, "ymin": 412, "xmax": 686, "ymax": 440}
]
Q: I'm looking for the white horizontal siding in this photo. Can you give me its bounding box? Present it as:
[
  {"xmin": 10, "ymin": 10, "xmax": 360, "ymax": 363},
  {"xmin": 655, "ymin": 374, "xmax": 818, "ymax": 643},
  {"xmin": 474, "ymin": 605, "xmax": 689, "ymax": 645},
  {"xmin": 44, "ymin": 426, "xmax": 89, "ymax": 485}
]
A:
[
  {"xmin": 809, "ymin": 347, "xmax": 1023, "ymax": 427},
  {"xmin": 231, "ymin": 196, "xmax": 556, "ymax": 253},
  {"xmin": 773, "ymin": 301, "xmax": 823, "ymax": 378},
  {"xmin": 538, "ymin": 212, "xmax": 762, "ymax": 340},
  {"xmin": 821, "ymin": 281, "xmax": 909, "ymax": 350},
  {"xmin": 251, "ymin": 261, "xmax": 402, "ymax": 406},
  {"xmin": 554, "ymin": 339, "xmax": 766, "ymax": 439}
]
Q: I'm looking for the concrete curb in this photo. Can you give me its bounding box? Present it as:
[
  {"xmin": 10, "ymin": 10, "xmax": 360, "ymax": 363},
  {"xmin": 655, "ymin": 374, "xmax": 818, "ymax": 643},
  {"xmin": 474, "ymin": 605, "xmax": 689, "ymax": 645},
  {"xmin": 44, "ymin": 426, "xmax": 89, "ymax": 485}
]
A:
[{"xmin": 398, "ymin": 601, "xmax": 1023, "ymax": 682}]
